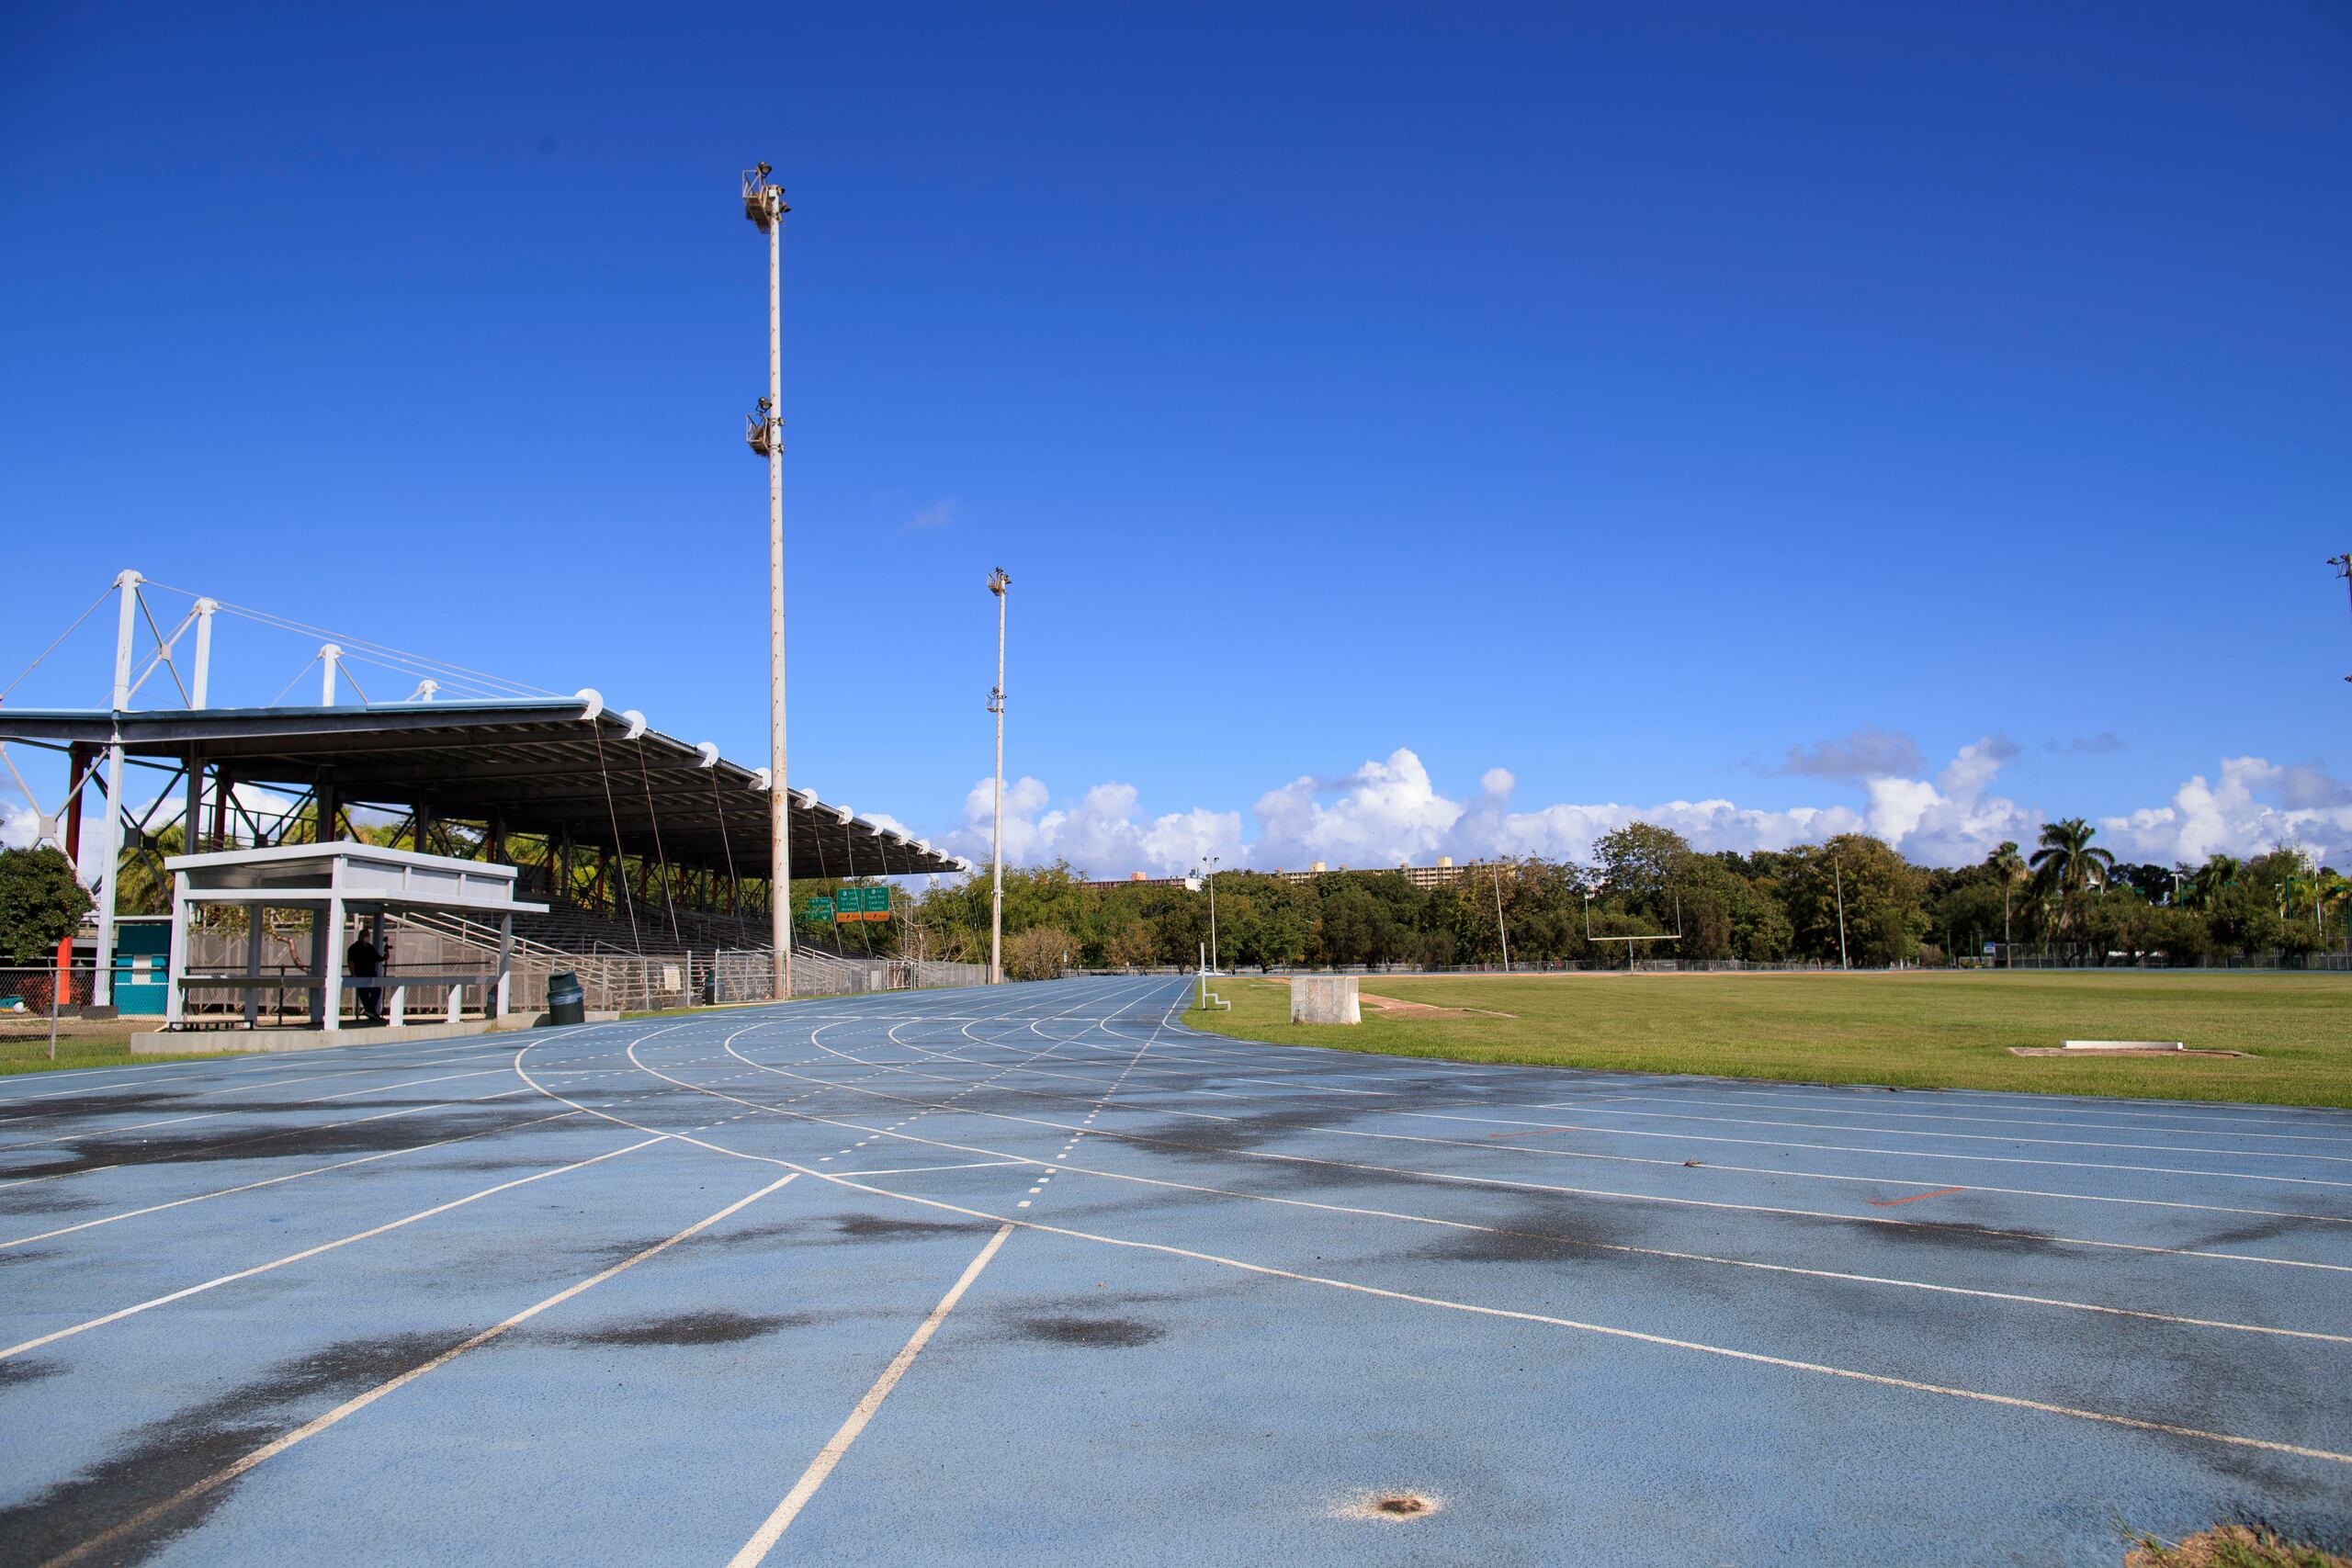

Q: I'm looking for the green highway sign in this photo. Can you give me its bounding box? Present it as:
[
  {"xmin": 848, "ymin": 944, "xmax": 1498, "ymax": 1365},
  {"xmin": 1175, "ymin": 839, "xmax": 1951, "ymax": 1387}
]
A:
[
  {"xmin": 832, "ymin": 886, "xmax": 892, "ymax": 920},
  {"xmin": 802, "ymin": 895, "xmax": 833, "ymax": 921}
]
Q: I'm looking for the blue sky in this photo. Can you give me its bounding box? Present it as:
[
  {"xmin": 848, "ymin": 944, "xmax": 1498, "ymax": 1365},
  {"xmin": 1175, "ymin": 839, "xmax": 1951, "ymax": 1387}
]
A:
[{"xmin": 4, "ymin": 2, "xmax": 2348, "ymax": 875}]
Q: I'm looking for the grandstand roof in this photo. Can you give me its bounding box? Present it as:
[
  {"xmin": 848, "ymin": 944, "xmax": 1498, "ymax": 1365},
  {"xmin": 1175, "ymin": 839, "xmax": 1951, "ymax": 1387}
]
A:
[{"xmin": 0, "ymin": 695, "xmax": 963, "ymax": 880}]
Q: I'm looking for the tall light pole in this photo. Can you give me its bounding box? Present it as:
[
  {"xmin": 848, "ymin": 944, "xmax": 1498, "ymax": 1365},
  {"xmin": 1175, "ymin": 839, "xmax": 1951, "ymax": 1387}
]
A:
[
  {"xmin": 743, "ymin": 164, "xmax": 791, "ymax": 1002},
  {"xmin": 1832, "ymin": 854, "xmax": 1850, "ymax": 972},
  {"xmin": 1196, "ymin": 856, "xmax": 1221, "ymax": 973},
  {"xmin": 988, "ymin": 568, "xmax": 1011, "ymax": 984},
  {"xmin": 1492, "ymin": 861, "xmax": 1511, "ymax": 972}
]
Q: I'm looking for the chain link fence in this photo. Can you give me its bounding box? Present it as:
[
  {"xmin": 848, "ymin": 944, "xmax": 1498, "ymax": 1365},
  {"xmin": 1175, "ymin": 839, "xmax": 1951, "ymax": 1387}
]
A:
[{"xmin": 1, "ymin": 964, "xmax": 99, "ymax": 1062}]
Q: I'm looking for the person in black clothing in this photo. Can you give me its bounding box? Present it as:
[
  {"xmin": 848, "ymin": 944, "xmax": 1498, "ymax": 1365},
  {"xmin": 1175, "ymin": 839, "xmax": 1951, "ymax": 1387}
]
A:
[{"xmin": 346, "ymin": 933, "xmax": 387, "ymax": 1025}]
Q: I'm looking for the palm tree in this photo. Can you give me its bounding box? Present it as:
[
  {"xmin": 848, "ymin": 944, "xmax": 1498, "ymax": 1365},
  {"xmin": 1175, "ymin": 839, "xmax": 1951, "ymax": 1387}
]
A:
[
  {"xmin": 2188, "ymin": 853, "xmax": 2241, "ymax": 911},
  {"xmin": 2030, "ymin": 818, "xmax": 2115, "ymax": 946},
  {"xmin": 1988, "ymin": 841, "xmax": 2025, "ymax": 965},
  {"xmin": 2318, "ymin": 869, "xmax": 2351, "ymax": 953}
]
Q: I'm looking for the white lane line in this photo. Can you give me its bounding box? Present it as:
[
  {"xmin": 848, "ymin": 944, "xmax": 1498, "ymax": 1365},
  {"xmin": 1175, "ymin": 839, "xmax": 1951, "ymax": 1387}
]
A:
[
  {"xmin": 1480, "ymin": 1100, "xmax": 2352, "ymax": 1164},
  {"xmin": 1568, "ymin": 1082, "xmax": 2352, "ymax": 1133},
  {"xmin": 724, "ymin": 1223, "xmax": 1016, "ymax": 1568},
  {"xmin": 1595, "ymin": 1090, "xmax": 2352, "ymax": 1147},
  {"xmin": 0, "ymin": 1134, "xmax": 668, "ymax": 1361},
  {"xmin": 0, "ymin": 1064, "xmax": 369, "ymax": 1111},
  {"xmin": 35, "ymin": 1171, "xmax": 800, "ymax": 1568},
  {"xmin": 0, "ymin": 1067, "xmax": 510, "ymax": 1153},
  {"xmin": 899, "ymin": 1144, "xmax": 2352, "ymax": 1344},
  {"xmin": 618, "ymin": 1047, "xmax": 2352, "ymax": 1315},
  {"xmin": 0, "ymin": 1067, "xmax": 398, "ymax": 1149},
  {"xmin": 0, "ymin": 1109, "xmax": 587, "ymax": 1249},
  {"xmin": 0, "ymin": 1038, "xmax": 515, "ymax": 1107},
  {"xmin": 0, "ymin": 1087, "xmax": 542, "ymax": 1191},
  {"xmin": 603, "ymin": 1043, "xmax": 2352, "ymax": 1277},
  {"xmin": 805, "ymin": 1174, "xmax": 2352, "ymax": 1470},
  {"xmin": 1386, "ymin": 1110, "xmax": 2352, "ymax": 1190},
  {"xmin": 525, "ymin": 1015, "xmax": 2352, "ymax": 1478},
  {"xmin": 0, "ymin": 1065, "xmax": 230, "ymax": 1100},
  {"xmin": 533, "ymin": 989, "xmax": 2352, "ymax": 1335},
  {"xmin": 657, "ymin": 1030, "xmax": 2352, "ymax": 1235}
]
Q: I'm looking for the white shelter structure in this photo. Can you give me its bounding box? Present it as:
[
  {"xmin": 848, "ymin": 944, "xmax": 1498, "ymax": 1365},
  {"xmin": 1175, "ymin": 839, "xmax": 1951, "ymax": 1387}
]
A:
[{"xmin": 162, "ymin": 842, "xmax": 546, "ymax": 1032}]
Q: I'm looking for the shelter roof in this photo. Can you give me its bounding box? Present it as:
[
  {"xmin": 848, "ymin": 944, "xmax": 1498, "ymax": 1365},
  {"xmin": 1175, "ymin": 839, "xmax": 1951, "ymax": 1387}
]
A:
[{"xmin": 0, "ymin": 695, "xmax": 964, "ymax": 879}]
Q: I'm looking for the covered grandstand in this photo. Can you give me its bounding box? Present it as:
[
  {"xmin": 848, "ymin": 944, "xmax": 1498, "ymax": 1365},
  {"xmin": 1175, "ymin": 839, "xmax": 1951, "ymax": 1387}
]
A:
[{"xmin": 0, "ymin": 691, "xmax": 978, "ymax": 1012}]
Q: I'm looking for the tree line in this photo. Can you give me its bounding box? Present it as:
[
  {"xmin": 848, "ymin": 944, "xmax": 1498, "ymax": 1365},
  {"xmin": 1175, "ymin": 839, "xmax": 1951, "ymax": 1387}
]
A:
[
  {"xmin": 6, "ymin": 815, "xmax": 2344, "ymax": 978},
  {"xmin": 881, "ymin": 819, "xmax": 2351, "ymax": 978}
]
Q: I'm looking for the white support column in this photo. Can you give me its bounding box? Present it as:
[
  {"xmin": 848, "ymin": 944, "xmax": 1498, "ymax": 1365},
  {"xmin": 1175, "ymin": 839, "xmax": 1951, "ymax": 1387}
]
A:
[
  {"xmin": 494, "ymin": 912, "xmax": 514, "ymax": 1019},
  {"xmin": 321, "ymin": 895, "xmax": 345, "ymax": 1032},
  {"xmin": 320, "ymin": 644, "xmax": 342, "ymax": 706},
  {"xmin": 164, "ymin": 872, "xmax": 189, "ymax": 1028},
  {"xmin": 93, "ymin": 570, "xmax": 141, "ymax": 1008},
  {"xmin": 243, "ymin": 907, "xmax": 264, "ymax": 1028},
  {"xmin": 190, "ymin": 599, "xmax": 217, "ymax": 709}
]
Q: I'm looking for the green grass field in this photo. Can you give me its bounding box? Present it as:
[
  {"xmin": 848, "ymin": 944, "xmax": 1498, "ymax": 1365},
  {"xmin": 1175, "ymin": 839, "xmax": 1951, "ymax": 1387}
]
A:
[{"xmin": 1184, "ymin": 970, "xmax": 2352, "ymax": 1108}]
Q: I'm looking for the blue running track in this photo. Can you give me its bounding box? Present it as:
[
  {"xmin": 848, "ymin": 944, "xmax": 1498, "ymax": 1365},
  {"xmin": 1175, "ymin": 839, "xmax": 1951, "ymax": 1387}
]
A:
[{"xmin": 1, "ymin": 975, "xmax": 2346, "ymax": 1565}]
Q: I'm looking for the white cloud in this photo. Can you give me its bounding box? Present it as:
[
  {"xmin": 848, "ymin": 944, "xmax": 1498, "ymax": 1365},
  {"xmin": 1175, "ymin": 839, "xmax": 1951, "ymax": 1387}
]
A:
[
  {"xmin": 3, "ymin": 801, "xmax": 40, "ymax": 850},
  {"xmin": 2099, "ymin": 758, "xmax": 2352, "ymax": 867},
  {"xmin": 1855, "ymin": 736, "xmax": 2034, "ymax": 864},
  {"xmin": 926, "ymin": 744, "xmax": 2352, "ymax": 878},
  {"xmin": 940, "ymin": 775, "xmax": 1243, "ymax": 877},
  {"xmin": 1253, "ymin": 749, "xmax": 1464, "ymax": 869}
]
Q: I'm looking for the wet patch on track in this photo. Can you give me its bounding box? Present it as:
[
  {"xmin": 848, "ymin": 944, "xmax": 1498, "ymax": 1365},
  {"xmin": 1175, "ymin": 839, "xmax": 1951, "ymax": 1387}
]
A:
[
  {"xmin": 545, "ymin": 1309, "xmax": 812, "ymax": 1347},
  {"xmin": 0, "ymin": 1331, "xmax": 466, "ymax": 1567},
  {"xmin": 1007, "ymin": 1314, "xmax": 1168, "ymax": 1349}
]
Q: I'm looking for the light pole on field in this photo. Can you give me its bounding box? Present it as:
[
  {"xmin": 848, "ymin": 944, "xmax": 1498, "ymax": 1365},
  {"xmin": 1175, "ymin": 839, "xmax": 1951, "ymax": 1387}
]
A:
[
  {"xmin": 1833, "ymin": 854, "xmax": 1850, "ymax": 972},
  {"xmin": 742, "ymin": 162, "xmax": 792, "ymax": 1002},
  {"xmin": 988, "ymin": 568, "xmax": 1011, "ymax": 984},
  {"xmin": 1195, "ymin": 856, "xmax": 1221, "ymax": 973},
  {"xmin": 1492, "ymin": 860, "xmax": 1511, "ymax": 972}
]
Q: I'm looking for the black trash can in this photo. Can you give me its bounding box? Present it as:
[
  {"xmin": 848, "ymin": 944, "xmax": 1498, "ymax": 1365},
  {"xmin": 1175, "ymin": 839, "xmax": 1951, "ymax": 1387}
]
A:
[{"xmin": 547, "ymin": 970, "xmax": 585, "ymax": 1027}]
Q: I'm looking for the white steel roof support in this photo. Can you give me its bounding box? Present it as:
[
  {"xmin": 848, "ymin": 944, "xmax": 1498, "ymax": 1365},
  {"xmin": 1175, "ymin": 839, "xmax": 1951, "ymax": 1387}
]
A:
[{"xmin": 93, "ymin": 569, "xmax": 141, "ymax": 1008}]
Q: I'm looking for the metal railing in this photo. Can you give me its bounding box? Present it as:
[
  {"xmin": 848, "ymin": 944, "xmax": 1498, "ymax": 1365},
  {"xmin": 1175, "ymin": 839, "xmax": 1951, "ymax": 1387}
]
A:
[{"xmin": 374, "ymin": 918, "xmax": 988, "ymax": 1012}]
